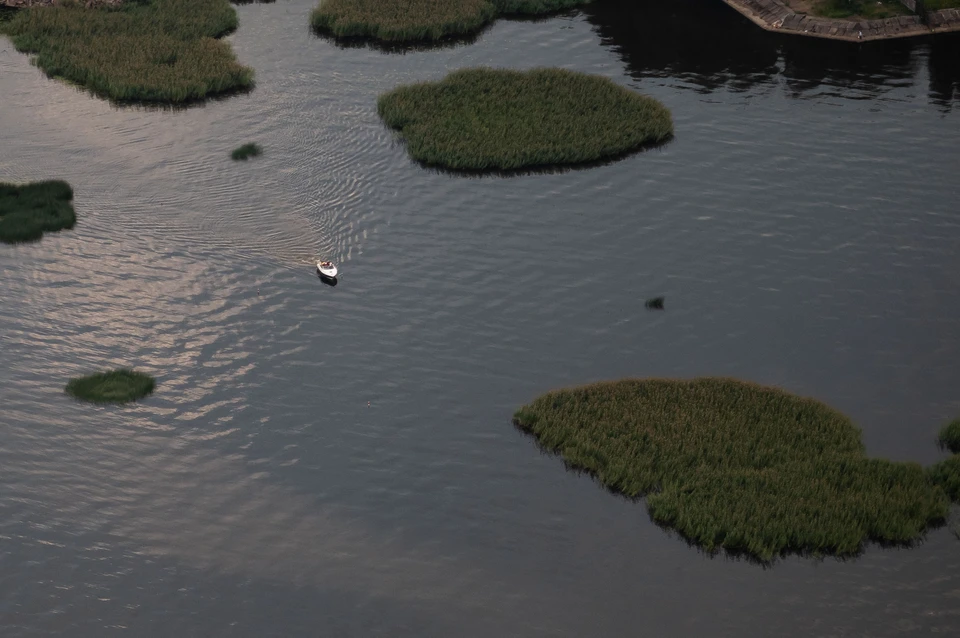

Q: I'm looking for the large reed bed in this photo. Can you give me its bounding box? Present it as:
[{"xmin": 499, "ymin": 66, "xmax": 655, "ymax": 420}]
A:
[
  {"xmin": 2, "ymin": 0, "xmax": 253, "ymax": 104},
  {"xmin": 0, "ymin": 180, "xmax": 76, "ymax": 244},
  {"xmin": 377, "ymin": 68, "xmax": 673, "ymax": 172},
  {"xmin": 513, "ymin": 378, "xmax": 951, "ymax": 561},
  {"xmin": 66, "ymin": 369, "xmax": 156, "ymax": 404},
  {"xmin": 311, "ymin": 0, "xmax": 586, "ymax": 43}
]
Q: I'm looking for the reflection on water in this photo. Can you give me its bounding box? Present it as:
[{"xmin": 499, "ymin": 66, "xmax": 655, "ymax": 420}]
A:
[
  {"xmin": 1, "ymin": 0, "xmax": 960, "ymax": 636},
  {"xmin": 584, "ymin": 0, "xmax": 960, "ymax": 108}
]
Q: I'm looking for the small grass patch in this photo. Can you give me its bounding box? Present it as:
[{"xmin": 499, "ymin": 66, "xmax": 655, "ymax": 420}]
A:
[
  {"xmin": 513, "ymin": 378, "xmax": 950, "ymax": 561},
  {"xmin": 811, "ymin": 0, "xmax": 911, "ymax": 19},
  {"xmin": 645, "ymin": 296, "xmax": 664, "ymax": 309},
  {"xmin": 66, "ymin": 369, "xmax": 156, "ymax": 404},
  {"xmin": 377, "ymin": 67, "xmax": 673, "ymax": 172},
  {"xmin": 0, "ymin": 180, "xmax": 76, "ymax": 244},
  {"xmin": 938, "ymin": 417, "xmax": 960, "ymax": 454},
  {"xmin": 311, "ymin": 0, "xmax": 586, "ymax": 43},
  {"xmin": 3, "ymin": 0, "xmax": 253, "ymax": 104},
  {"xmin": 231, "ymin": 142, "xmax": 262, "ymax": 160}
]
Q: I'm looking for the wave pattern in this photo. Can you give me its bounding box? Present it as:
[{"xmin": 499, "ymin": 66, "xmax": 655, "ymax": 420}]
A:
[{"xmin": 2, "ymin": 1, "xmax": 960, "ymax": 637}]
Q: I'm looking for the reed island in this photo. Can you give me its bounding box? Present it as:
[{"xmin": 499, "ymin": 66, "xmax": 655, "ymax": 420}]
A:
[
  {"xmin": 311, "ymin": 0, "xmax": 588, "ymax": 43},
  {"xmin": 0, "ymin": 0, "xmax": 253, "ymax": 104},
  {"xmin": 66, "ymin": 369, "xmax": 156, "ymax": 404},
  {"xmin": 0, "ymin": 180, "xmax": 76, "ymax": 244},
  {"xmin": 513, "ymin": 378, "xmax": 959, "ymax": 561},
  {"xmin": 377, "ymin": 68, "xmax": 673, "ymax": 172}
]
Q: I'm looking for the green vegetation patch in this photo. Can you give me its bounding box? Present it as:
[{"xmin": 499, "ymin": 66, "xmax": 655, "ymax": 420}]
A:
[
  {"xmin": 3, "ymin": 0, "xmax": 253, "ymax": 104},
  {"xmin": 66, "ymin": 369, "xmax": 156, "ymax": 404},
  {"xmin": 811, "ymin": 0, "xmax": 910, "ymax": 19},
  {"xmin": 231, "ymin": 142, "xmax": 262, "ymax": 160},
  {"xmin": 513, "ymin": 378, "xmax": 950, "ymax": 561},
  {"xmin": 928, "ymin": 456, "xmax": 960, "ymax": 502},
  {"xmin": 0, "ymin": 180, "xmax": 76, "ymax": 244},
  {"xmin": 378, "ymin": 67, "xmax": 673, "ymax": 172},
  {"xmin": 311, "ymin": 0, "xmax": 586, "ymax": 43},
  {"xmin": 938, "ymin": 417, "xmax": 960, "ymax": 454}
]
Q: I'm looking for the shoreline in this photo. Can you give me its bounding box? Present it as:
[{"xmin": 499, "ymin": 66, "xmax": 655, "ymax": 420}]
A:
[{"xmin": 724, "ymin": 0, "xmax": 960, "ymax": 42}]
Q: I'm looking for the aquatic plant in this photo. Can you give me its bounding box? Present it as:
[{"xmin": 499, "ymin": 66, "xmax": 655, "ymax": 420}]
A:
[
  {"xmin": 513, "ymin": 378, "xmax": 950, "ymax": 561},
  {"xmin": 0, "ymin": 180, "xmax": 76, "ymax": 244},
  {"xmin": 3, "ymin": 0, "xmax": 253, "ymax": 104},
  {"xmin": 311, "ymin": 0, "xmax": 586, "ymax": 43},
  {"xmin": 377, "ymin": 67, "xmax": 673, "ymax": 172},
  {"xmin": 65, "ymin": 369, "xmax": 156, "ymax": 404},
  {"xmin": 938, "ymin": 417, "xmax": 960, "ymax": 454},
  {"xmin": 645, "ymin": 296, "xmax": 664, "ymax": 309},
  {"xmin": 231, "ymin": 142, "xmax": 262, "ymax": 160}
]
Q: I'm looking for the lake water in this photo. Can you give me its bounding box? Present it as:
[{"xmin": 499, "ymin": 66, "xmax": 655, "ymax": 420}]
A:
[{"xmin": 2, "ymin": 0, "xmax": 959, "ymax": 635}]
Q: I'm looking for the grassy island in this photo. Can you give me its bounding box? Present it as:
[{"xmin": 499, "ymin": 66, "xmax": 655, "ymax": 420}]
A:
[
  {"xmin": 513, "ymin": 378, "xmax": 952, "ymax": 561},
  {"xmin": 66, "ymin": 369, "xmax": 156, "ymax": 404},
  {"xmin": 311, "ymin": 0, "xmax": 587, "ymax": 43},
  {"xmin": 231, "ymin": 142, "xmax": 262, "ymax": 160},
  {"xmin": 0, "ymin": 180, "xmax": 76, "ymax": 244},
  {"xmin": 1, "ymin": 0, "xmax": 254, "ymax": 104},
  {"xmin": 377, "ymin": 68, "xmax": 673, "ymax": 172}
]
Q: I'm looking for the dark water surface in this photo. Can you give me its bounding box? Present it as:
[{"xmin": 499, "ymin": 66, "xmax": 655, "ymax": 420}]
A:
[{"xmin": 2, "ymin": 0, "xmax": 960, "ymax": 635}]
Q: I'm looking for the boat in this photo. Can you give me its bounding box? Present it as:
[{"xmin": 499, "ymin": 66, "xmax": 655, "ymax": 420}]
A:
[{"xmin": 317, "ymin": 260, "xmax": 338, "ymax": 279}]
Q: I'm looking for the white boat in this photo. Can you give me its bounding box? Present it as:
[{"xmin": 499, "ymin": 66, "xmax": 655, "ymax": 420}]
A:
[{"xmin": 317, "ymin": 260, "xmax": 338, "ymax": 278}]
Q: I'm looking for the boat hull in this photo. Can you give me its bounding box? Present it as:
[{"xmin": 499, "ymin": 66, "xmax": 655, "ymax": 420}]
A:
[{"xmin": 316, "ymin": 261, "xmax": 338, "ymax": 279}]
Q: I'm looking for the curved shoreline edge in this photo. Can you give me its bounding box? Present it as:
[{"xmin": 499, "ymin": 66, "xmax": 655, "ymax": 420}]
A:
[{"xmin": 724, "ymin": 0, "xmax": 960, "ymax": 41}]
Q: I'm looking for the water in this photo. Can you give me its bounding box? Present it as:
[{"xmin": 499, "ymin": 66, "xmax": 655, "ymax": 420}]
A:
[{"xmin": 1, "ymin": 0, "xmax": 959, "ymax": 635}]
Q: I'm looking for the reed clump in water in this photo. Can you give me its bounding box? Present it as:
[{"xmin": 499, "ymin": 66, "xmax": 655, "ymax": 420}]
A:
[
  {"xmin": 513, "ymin": 378, "xmax": 950, "ymax": 561},
  {"xmin": 66, "ymin": 369, "xmax": 156, "ymax": 404},
  {"xmin": 377, "ymin": 67, "xmax": 673, "ymax": 172},
  {"xmin": 231, "ymin": 142, "xmax": 262, "ymax": 160},
  {"xmin": 311, "ymin": 0, "xmax": 586, "ymax": 43},
  {"xmin": 2, "ymin": 0, "xmax": 254, "ymax": 104},
  {"xmin": 0, "ymin": 180, "xmax": 76, "ymax": 244}
]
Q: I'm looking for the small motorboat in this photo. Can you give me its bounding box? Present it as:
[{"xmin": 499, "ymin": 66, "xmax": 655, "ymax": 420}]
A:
[{"xmin": 317, "ymin": 260, "xmax": 338, "ymax": 279}]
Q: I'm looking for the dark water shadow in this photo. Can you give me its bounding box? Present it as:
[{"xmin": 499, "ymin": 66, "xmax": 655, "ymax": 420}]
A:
[
  {"xmin": 582, "ymin": 0, "xmax": 960, "ymax": 108},
  {"xmin": 318, "ymin": 272, "xmax": 339, "ymax": 286},
  {"xmin": 394, "ymin": 135, "xmax": 674, "ymax": 179}
]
